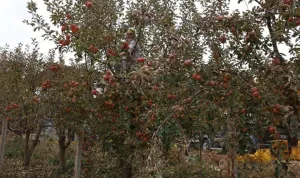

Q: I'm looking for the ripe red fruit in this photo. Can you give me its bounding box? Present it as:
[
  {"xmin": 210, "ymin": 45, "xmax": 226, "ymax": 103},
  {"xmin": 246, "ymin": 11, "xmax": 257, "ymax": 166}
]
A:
[
  {"xmin": 192, "ymin": 73, "xmax": 197, "ymax": 79},
  {"xmin": 65, "ymin": 108, "xmax": 72, "ymax": 113},
  {"xmin": 231, "ymin": 26, "xmax": 236, "ymax": 34},
  {"xmin": 59, "ymin": 39, "xmax": 64, "ymax": 44},
  {"xmin": 184, "ymin": 60, "xmax": 192, "ymax": 66},
  {"xmin": 103, "ymin": 75, "xmax": 111, "ymax": 81},
  {"xmin": 89, "ymin": 45, "xmax": 94, "ymax": 52},
  {"xmin": 274, "ymin": 104, "xmax": 281, "ymax": 110},
  {"xmin": 65, "ymin": 39, "xmax": 71, "ymax": 45},
  {"xmin": 209, "ymin": 81, "xmax": 216, "ymax": 86},
  {"xmin": 33, "ymin": 97, "xmax": 39, "ymax": 103},
  {"xmin": 288, "ymin": 17, "xmax": 294, "ymax": 22},
  {"xmin": 272, "ymin": 57, "xmax": 280, "ymax": 65},
  {"xmin": 66, "ymin": 35, "xmax": 71, "ymax": 40},
  {"xmin": 272, "ymin": 108, "xmax": 280, "ymax": 114},
  {"xmin": 251, "ymin": 87, "xmax": 258, "ymax": 92},
  {"xmin": 121, "ymin": 42, "xmax": 130, "ymax": 50},
  {"xmin": 66, "ymin": 13, "xmax": 72, "ymax": 19},
  {"xmin": 107, "ymin": 49, "xmax": 116, "ymax": 56},
  {"xmin": 219, "ymin": 35, "xmax": 226, "ymax": 43},
  {"xmin": 136, "ymin": 131, "xmax": 142, "ymax": 137},
  {"xmin": 268, "ymin": 126, "xmax": 276, "ymax": 134},
  {"xmin": 167, "ymin": 94, "xmax": 176, "ymax": 99},
  {"xmin": 49, "ymin": 66, "xmax": 56, "ymax": 72},
  {"xmin": 63, "ymin": 83, "xmax": 68, "ymax": 89},
  {"xmin": 61, "ymin": 26, "xmax": 67, "ymax": 31},
  {"xmin": 252, "ymin": 91, "xmax": 259, "ymax": 97},
  {"xmin": 70, "ymin": 24, "xmax": 79, "ymax": 34},
  {"xmin": 196, "ymin": 75, "xmax": 202, "ymax": 81},
  {"xmin": 217, "ymin": 15, "xmax": 223, "ymax": 21},
  {"xmin": 91, "ymin": 89, "xmax": 98, "ymax": 95},
  {"xmin": 85, "ymin": 1, "xmax": 93, "ymax": 8},
  {"xmin": 137, "ymin": 58, "xmax": 145, "ymax": 63},
  {"xmin": 93, "ymin": 47, "xmax": 99, "ymax": 53},
  {"xmin": 106, "ymin": 70, "xmax": 112, "ymax": 75},
  {"xmin": 283, "ymin": 0, "xmax": 292, "ymax": 5},
  {"xmin": 12, "ymin": 104, "xmax": 20, "ymax": 108},
  {"xmin": 240, "ymin": 108, "xmax": 246, "ymax": 114},
  {"xmin": 296, "ymin": 19, "xmax": 300, "ymax": 26},
  {"xmin": 242, "ymin": 127, "xmax": 248, "ymax": 133}
]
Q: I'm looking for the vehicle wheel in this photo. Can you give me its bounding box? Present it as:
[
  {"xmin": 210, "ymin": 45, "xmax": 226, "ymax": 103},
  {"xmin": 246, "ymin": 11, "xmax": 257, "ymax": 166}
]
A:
[{"xmin": 202, "ymin": 140, "xmax": 210, "ymax": 152}]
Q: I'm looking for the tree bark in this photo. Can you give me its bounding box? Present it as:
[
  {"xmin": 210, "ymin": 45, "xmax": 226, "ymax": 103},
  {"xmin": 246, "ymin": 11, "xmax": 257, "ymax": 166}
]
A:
[
  {"xmin": 23, "ymin": 126, "xmax": 43, "ymax": 168},
  {"xmin": 120, "ymin": 158, "xmax": 132, "ymax": 178},
  {"xmin": 0, "ymin": 118, "xmax": 8, "ymax": 169},
  {"xmin": 58, "ymin": 129, "xmax": 72, "ymax": 171},
  {"xmin": 74, "ymin": 130, "xmax": 84, "ymax": 178}
]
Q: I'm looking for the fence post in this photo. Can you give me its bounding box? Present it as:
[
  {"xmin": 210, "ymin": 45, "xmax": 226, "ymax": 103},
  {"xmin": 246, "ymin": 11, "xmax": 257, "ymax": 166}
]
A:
[{"xmin": 228, "ymin": 114, "xmax": 238, "ymax": 178}]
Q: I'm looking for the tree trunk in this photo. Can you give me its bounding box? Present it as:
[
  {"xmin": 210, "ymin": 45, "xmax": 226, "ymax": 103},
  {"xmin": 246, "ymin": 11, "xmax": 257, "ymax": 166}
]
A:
[
  {"xmin": 23, "ymin": 126, "xmax": 43, "ymax": 168},
  {"xmin": 120, "ymin": 158, "xmax": 132, "ymax": 178},
  {"xmin": 74, "ymin": 130, "xmax": 83, "ymax": 178},
  {"xmin": 23, "ymin": 130, "xmax": 31, "ymax": 168},
  {"xmin": 59, "ymin": 143, "xmax": 66, "ymax": 171},
  {"xmin": 58, "ymin": 129, "xmax": 72, "ymax": 171},
  {"xmin": 0, "ymin": 118, "xmax": 8, "ymax": 169}
]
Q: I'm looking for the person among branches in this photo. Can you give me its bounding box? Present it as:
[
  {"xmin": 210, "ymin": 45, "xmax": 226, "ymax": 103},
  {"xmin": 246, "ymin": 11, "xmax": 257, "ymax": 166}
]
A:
[{"xmin": 119, "ymin": 29, "xmax": 141, "ymax": 72}]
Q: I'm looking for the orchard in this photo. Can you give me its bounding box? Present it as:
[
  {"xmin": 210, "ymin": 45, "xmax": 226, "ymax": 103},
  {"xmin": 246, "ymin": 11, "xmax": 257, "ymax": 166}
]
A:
[{"xmin": 0, "ymin": 0, "xmax": 300, "ymax": 177}]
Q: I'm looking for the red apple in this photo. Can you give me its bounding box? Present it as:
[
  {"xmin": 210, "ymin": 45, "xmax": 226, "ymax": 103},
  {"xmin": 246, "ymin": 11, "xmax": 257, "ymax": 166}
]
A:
[
  {"xmin": 219, "ymin": 35, "xmax": 226, "ymax": 43},
  {"xmin": 65, "ymin": 39, "xmax": 70, "ymax": 45},
  {"xmin": 272, "ymin": 57, "xmax": 280, "ymax": 65},
  {"xmin": 103, "ymin": 75, "xmax": 110, "ymax": 81},
  {"xmin": 240, "ymin": 108, "xmax": 246, "ymax": 114},
  {"xmin": 85, "ymin": 1, "xmax": 93, "ymax": 7},
  {"xmin": 184, "ymin": 60, "xmax": 192, "ymax": 66},
  {"xmin": 65, "ymin": 108, "xmax": 72, "ymax": 113},
  {"xmin": 192, "ymin": 73, "xmax": 197, "ymax": 79},
  {"xmin": 106, "ymin": 70, "xmax": 112, "ymax": 75},
  {"xmin": 251, "ymin": 87, "xmax": 258, "ymax": 92},
  {"xmin": 93, "ymin": 47, "xmax": 99, "ymax": 53},
  {"xmin": 231, "ymin": 26, "xmax": 236, "ymax": 34},
  {"xmin": 252, "ymin": 91, "xmax": 259, "ymax": 97},
  {"xmin": 66, "ymin": 34, "xmax": 71, "ymax": 40},
  {"xmin": 274, "ymin": 104, "xmax": 281, "ymax": 110},
  {"xmin": 268, "ymin": 126, "xmax": 276, "ymax": 134},
  {"xmin": 66, "ymin": 13, "xmax": 72, "ymax": 19},
  {"xmin": 296, "ymin": 19, "xmax": 300, "ymax": 26},
  {"xmin": 61, "ymin": 26, "xmax": 67, "ymax": 31},
  {"xmin": 89, "ymin": 45, "xmax": 94, "ymax": 52},
  {"xmin": 70, "ymin": 24, "xmax": 79, "ymax": 34},
  {"xmin": 272, "ymin": 108, "xmax": 280, "ymax": 114},
  {"xmin": 196, "ymin": 75, "xmax": 202, "ymax": 81},
  {"xmin": 242, "ymin": 127, "xmax": 248, "ymax": 133},
  {"xmin": 137, "ymin": 58, "xmax": 145, "ymax": 63},
  {"xmin": 209, "ymin": 81, "xmax": 216, "ymax": 86},
  {"xmin": 217, "ymin": 15, "xmax": 223, "ymax": 21},
  {"xmin": 283, "ymin": 0, "xmax": 292, "ymax": 5},
  {"xmin": 91, "ymin": 89, "xmax": 98, "ymax": 95}
]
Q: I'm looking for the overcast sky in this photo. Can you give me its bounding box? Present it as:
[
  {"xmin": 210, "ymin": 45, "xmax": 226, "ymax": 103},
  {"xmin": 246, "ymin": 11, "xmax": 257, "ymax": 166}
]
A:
[{"xmin": 0, "ymin": 1, "xmax": 288, "ymax": 59}]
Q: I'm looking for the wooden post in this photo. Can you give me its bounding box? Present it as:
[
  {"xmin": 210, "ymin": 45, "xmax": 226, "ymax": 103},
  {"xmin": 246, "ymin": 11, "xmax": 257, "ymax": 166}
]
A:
[
  {"xmin": 74, "ymin": 129, "xmax": 84, "ymax": 178},
  {"xmin": 0, "ymin": 118, "xmax": 8, "ymax": 169}
]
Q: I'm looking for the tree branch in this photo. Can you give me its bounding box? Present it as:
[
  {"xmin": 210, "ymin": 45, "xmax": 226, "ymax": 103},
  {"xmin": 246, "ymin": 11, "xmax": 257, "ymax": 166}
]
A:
[{"xmin": 265, "ymin": 13, "xmax": 284, "ymax": 62}]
